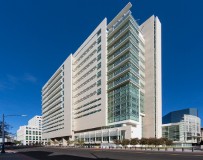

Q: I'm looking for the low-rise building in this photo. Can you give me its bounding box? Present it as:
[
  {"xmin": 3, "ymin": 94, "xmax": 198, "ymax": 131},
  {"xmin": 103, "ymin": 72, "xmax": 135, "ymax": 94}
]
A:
[
  {"xmin": 162, "ymin": 108, "xmax": 201, "ymax": 146},
  {"xmin": 17, "ymin": 116, "xmax": 42, "ymax": 145}
]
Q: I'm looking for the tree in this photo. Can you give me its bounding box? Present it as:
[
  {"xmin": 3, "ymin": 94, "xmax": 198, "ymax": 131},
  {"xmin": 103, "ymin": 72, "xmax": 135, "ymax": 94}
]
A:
[
  {"xmin": 161, "ymin": 138, "xmax": 173, "ymax": 146},
  {"xmin": 14, "ymin": 140, "xmax": 21, "ymax": 145},
  {"xmin": 121, "ymin": 139, "xmax": 130, "ymax": 147},
  {"xmin": 130, "ymin": 138, "xmax": 139, "ymax": 145},
  {"xmin": 165, "ymin": 139, "xmax": 173, "ymax": 146},
  {"xmin": 156, "ymin": 138, "xmax": 165, "ymax": 146},
  {"xmin": 139, "ymin": 138, "xmax": 148, "ymax": 146},
  {"xmin": 113, "ymin": 139, "xmax": 121, "ymax": 145},
  {"xmin": 147, "ymin": 138, "xmax": 154, "ymax": 146},
  {"xmin": 0, "ymin": 121, "xmax": 12, "ymax": 138},
  {"xmin": 77, "ymin": 139, "xmax": 84, "ymax": 146}
]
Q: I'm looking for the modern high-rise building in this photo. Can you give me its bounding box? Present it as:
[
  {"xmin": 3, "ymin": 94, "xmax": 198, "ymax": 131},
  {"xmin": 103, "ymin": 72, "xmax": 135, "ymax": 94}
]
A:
[{"xmin": 41, "ymin": 2, "xmax": 162, "ymax": 146}]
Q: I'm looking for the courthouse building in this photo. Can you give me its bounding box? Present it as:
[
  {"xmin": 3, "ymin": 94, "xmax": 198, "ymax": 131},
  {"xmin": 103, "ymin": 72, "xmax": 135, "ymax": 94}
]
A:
[{"xmin": 42, "ymin": 2, "xmax": 162, "ymax": 146}]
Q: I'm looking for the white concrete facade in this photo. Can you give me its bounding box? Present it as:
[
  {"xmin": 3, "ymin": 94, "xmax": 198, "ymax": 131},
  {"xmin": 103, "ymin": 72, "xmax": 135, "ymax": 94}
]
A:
[
  {"xmin": 140, "ymin": 15, "xmax": 162, "ymax": 138},
  {"xmin": 42, "ymin": 2, "xmax": 162, "ymax": 145},
  {"xmin": 42, "ymin": 56, "xmax": 73, "ymax": 141},
  {"xmin": 28, "ymin": 115, "xmax": 42, "ymax": 128},
  {"xmin": 17, "ymin": 126, "xmax": 42, "ymax": 145},
  {"xmin": 17, "ymin": 116, "xmax": 42, "ymax": 145},
  {"xmin": 72, "ymin": 18, "xmax": 108, "ymax": 132},
  {"xmin": 162, "ymin": 115, "xmax": 201, "ymax": 145}
]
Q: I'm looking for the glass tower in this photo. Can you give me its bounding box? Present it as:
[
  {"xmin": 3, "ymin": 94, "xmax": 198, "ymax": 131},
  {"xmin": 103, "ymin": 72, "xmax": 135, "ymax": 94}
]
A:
[{"xmin": 107, "ymin": 10, "xmax": 145, "ymax": 124}]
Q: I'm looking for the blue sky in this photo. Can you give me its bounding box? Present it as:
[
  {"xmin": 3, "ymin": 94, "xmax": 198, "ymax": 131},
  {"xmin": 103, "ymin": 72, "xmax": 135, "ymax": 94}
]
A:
[{"xmin": 0, "ymin": 0, "xmax": 203, "ymax": 134}]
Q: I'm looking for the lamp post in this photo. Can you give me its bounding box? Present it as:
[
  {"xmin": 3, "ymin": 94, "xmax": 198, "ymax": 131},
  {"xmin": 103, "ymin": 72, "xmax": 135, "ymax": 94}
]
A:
[
  {"xmin": 1, "ymin": 114, "xmax": 5, "ymax": 153},
  {"xmin": 1, "ymin": 114, "xmax": 27, "ymax": 153}
]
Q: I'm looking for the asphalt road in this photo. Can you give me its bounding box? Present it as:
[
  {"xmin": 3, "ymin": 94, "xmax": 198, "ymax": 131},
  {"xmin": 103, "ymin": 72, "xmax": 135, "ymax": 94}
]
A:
[{"xmin": 13, "ymin": 147, "xmax": 203, "ymax": 160}]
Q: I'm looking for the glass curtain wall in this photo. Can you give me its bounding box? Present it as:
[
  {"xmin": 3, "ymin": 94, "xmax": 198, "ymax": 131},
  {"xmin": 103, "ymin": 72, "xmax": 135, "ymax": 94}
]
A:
[{"xmin": 107, "ymin": 11, "xmax": 145, "ymax": 124}]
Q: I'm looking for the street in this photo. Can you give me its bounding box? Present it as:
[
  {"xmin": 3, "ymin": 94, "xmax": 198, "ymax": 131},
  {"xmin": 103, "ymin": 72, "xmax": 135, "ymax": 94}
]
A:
[{"xmin": 1, "ymin": 146, "xmax": 202, "ymax": 160}]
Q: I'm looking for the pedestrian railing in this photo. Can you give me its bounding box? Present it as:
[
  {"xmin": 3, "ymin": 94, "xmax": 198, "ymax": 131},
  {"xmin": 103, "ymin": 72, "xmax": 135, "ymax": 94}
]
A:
[{"xmin": 44, "ymin": 145, "xmax": 202, "ymax": 152}]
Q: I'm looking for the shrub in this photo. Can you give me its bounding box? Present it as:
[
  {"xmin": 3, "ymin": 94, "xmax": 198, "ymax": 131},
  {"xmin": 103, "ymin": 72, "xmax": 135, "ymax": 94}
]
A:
[
  {"xmin": 113, "ymin": 139, "xmax": 121, "ymax": 145},
  {"xmin": 130, "ymin": 138, "xmax": 139, "ymax": 145},
  {"xmin": 121, "ymin": 139, "xmax": 130, "ymax": 146},
  {"xmin": 139, "ymin": 138, "xmax": 148, "ymax": 145}
]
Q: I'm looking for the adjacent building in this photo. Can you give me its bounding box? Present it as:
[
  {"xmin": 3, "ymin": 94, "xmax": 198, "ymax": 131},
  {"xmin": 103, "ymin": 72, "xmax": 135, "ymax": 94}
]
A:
[
  {"xmin": 0, "ymin": 136, "xmax": 15, "ymax": 143},
  {"xmin": 162, "ymin": 108, "xmax": 201, "ymax": 146},
  {"xmin": 42, "ymin": 2, "xmax": 162, "ymax": 146},
  {"xmin": 17, "ymin": 116, "xmax": 42, "ymax": 145},
  {"xmin": 201, "ymin": 128, "xmax": 203, "ymax": 142}
]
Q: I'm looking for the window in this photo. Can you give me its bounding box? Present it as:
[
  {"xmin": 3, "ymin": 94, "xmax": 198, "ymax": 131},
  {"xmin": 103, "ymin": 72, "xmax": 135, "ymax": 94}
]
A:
[
  {"xmin": 97, "ymin": 45, "xmax": 101, "ymax": 53},
  {"xmin": 97, "ymin": 54, "xmax": 101, "ymax": 61},
  {"xmin": 97, "ymin": 88, "xmax": 101, "ymax": 95},
  {"xmin": 97, "ymin": 71, "xmax": 101, "ymax": 78},
  {"xmin": 97, "ymin": 62, "xmax": 101, "ymax": 69},
  {"xmin": 97, "ymin": 36, "xmax": 101, "ymax": 44},
  {"xmin": 97, "ymin": 79, "xmax": 101, "ymax": 86},
  {"xmin": 97, "ymin": 29, "xmax": 101, "ymax": 36}
]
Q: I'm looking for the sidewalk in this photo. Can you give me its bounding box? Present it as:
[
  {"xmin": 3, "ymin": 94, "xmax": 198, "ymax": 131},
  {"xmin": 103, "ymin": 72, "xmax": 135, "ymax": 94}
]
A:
[{"xmin": 0, "ymin": 150, "xmax": 37, "ymax": 160}]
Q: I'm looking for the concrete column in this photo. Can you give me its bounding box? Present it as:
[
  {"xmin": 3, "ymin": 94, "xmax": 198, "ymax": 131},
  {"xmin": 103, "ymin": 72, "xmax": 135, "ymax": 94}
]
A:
[
  {"xmin": 95, "ymin": 131, "xmax": 96, "ymax": 143},
  {"xmin": 117, "ymin": 128, "xmax": 119, "ymax": 140},
  {"xmin": 62, "ymin": 138, "xmax": 67, "ymax": 146},
  {"xmin": 108, "ymin": 129, "xmax": 110, "ymax": 143},
  {"xmin": 101, "ymin": 130, "xmax": 103, "ymax": 143}
]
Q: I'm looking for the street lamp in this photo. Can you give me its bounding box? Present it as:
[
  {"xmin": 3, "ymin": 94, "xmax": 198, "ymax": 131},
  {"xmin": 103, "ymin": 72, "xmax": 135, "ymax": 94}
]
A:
[{"xmin": 1, "ymin": 114, "xmax": 27, "ymax": 153}]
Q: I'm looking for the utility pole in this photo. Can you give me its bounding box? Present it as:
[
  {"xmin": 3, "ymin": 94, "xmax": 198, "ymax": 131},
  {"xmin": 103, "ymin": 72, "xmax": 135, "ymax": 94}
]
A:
[
  {"xmin": 1, "ymin": 114, "xmax": 26, "ymax": 153},
  {"xmin": 1, "ymin": 114, "xmax": 5, "ymax": 153}
]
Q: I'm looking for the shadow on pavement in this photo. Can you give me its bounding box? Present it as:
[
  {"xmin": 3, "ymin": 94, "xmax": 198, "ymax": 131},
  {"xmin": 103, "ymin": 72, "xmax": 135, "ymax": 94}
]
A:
[{"xmin": 18, "ymin": 151, "xmax": 115, "ymax": 160}]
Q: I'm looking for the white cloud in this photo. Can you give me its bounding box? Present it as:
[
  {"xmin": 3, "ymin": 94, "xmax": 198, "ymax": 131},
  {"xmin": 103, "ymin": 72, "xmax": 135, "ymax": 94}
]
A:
[
  {"xmin": 0, "ymin": 73, "xmax": 37, "ymax": 91},
  {"xmin": 23, "ymin": 73, "xmax": 37, "ymax": 83},
  {"xmin": 7, "ymin": 74, "xmax": 19, "ymax": 84}
]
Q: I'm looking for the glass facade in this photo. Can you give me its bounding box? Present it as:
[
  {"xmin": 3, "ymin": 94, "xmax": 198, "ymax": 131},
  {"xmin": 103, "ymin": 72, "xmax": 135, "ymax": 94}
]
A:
[
  {"xmin": 162, "ymin": 125, "xmax": 180, "ymax": 141},
  {"xmin": 107, "ymin": 12, "xmax": 145, "ymax": 124},
  {"xmin": 162, "ymin": 114, "xmax": 201, "ymax": 144},
  {"xmin": 162, "ymin": 108, "xmax": 198, "ymax": 124},
  {"xmin": 108, "ymin": 83, "xmax": 139, "ymax": 123}
]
